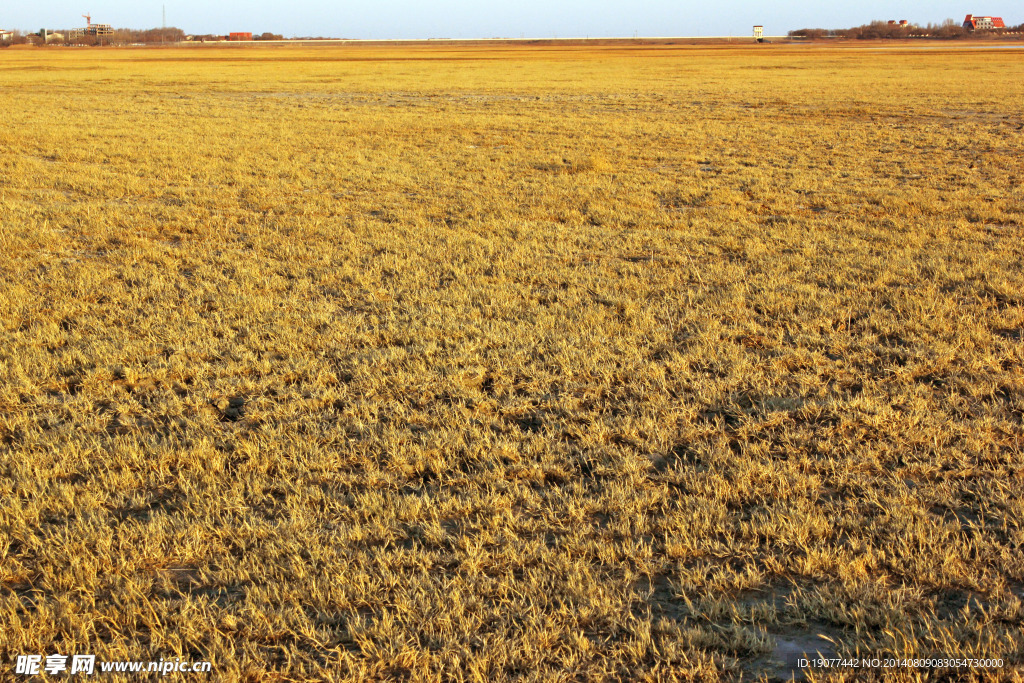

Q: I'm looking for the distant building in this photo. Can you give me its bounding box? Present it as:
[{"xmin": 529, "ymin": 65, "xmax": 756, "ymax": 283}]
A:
[
  {"xmin": 963, "ymin": 14, "xmax": 1006, "ymax": 30},
  {"xmin": 37, "ymin": 29, "xmax": 64, "ymax": 42},
  {"xmin": 69, "ymin": 23, "xmax": 113, "ymax": 38},
  {"xmin": 0, "ymin": 29, "xmax": 14, "ymax": 41},
  {"xmin": 228, "ymin": 32, "xmax": 253, "ymax": 41},
  {"xmin": 753, "ymin": 25, "xmax": 764, "ymax": 41}
]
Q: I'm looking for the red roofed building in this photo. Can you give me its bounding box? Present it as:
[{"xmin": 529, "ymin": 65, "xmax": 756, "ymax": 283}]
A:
[
  {"xmin": 228, "ymin": 32, "xmax": 253, "ymax": 41},
  {"xmin": 963, "ymin": 14, "xmax": 1006, "ymax": 30}
]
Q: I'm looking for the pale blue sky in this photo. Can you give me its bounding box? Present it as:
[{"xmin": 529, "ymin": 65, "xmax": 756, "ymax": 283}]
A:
[{"xmin": 2, "ymin": 1, "xmax": 1020, "ymax": 38}]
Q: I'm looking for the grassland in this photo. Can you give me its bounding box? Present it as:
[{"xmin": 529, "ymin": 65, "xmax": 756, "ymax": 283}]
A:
[{"xmin": 1, "ymin": 43, "xmax": 1022, "ymax": 681}]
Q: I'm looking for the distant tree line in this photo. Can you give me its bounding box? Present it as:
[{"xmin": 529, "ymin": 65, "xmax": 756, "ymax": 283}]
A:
[
  {"xmin": 189, "ymin": 32, "xmax": 283, "ymax": 41},
  {"xmin": 789, "ymin": 19, "xmax": 1023, "ymax": 40},
  {"xmin": 106, "ymin": 27, "xmax": 187, "ymax": 45},
  {"xmin": 1, "ymin": 27, "xmax": 287, "ymax": 46},
  {"xmin": 4, "ymin": 27, "xmax": 188, "ymax": 45}
]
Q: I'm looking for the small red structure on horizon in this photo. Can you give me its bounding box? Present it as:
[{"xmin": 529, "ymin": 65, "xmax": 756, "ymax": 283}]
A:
[
  {"xmin": 228, "ymin": 32, "xmax": 253, "ymax": 41},
  {"xmin": 963, "ymin": 14, "xmax": 1006, "ymax": 30}
]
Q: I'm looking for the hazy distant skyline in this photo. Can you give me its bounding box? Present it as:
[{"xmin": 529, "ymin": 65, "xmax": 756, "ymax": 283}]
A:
[{"xmin": 2, "ymin": 1, "xmax": 1020, "ymax": 39}]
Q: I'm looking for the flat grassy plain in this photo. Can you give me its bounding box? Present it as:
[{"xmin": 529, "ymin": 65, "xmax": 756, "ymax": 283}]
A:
[{"xmin": 1, "ymin": 42, "xmax": 1022, "ymax": 681}]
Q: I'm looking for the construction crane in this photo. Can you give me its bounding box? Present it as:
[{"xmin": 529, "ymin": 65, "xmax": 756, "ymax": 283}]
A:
[{"xmin": 82, "ymin": 13, "xmax": 91, "ymax": 28}]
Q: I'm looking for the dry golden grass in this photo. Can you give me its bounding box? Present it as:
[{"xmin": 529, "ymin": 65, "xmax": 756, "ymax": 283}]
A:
[{"xmin": 1, "ymin": 43, "xmax": 1023, "ymax": 681}]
